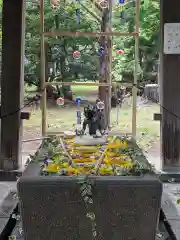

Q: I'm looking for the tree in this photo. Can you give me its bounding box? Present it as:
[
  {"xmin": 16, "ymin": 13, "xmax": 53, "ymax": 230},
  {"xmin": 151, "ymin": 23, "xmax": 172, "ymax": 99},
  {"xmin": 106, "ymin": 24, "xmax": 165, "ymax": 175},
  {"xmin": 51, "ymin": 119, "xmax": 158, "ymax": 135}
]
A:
[
  {"xmin": 112, "ymin": 0, "xmax": 160, "ymax": 83},
  {"xmin": 24, "ymin": 0, "xmax": 160, "ymax": 90},
  {"xmin": 25, "ymin": 1, "xmax": 101, "ymax": 87}
]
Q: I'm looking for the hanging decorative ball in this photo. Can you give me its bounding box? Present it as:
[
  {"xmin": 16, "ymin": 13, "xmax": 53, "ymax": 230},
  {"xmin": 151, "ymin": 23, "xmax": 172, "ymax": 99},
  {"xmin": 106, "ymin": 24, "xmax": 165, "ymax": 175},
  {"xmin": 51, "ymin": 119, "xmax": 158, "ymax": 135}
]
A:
[
  {"xmin": 99, "ymin": 46, "xmax": 105, "ymax": 56},
  {"xmin": 51, "ymin": 0, "xmax": 58, "ymax": 8},
  {"xmin": 76, "ymin": 8, "xmax": 81, "ymax": 24},
  {"xmin": 118, "ymin": 0, "xmax": 127, "ymax": 11},
  {"xmin": 56, "ymin": 97, "xmax": 64, "ymax": 106},
  {"xmin": 73, "ymin": 50, "xmax": 81, "ymax": 59},
  {"xmin": 117, "ymin": 49, "xmax": 125, "ymax": 54},
  {"xmin": 119, "ymin": 0, "xmax": 125, "ymax": 4},
  {"xmin": 119, "ymin": 0, "xmax": 128, "ymax": 6},
  {"xmin": 75, "ymin": 96, "xmax": 82, "ymax": 105},
  {"xmin": 96, "ymin": 101, "xmax": 105, "ymax": 110}
]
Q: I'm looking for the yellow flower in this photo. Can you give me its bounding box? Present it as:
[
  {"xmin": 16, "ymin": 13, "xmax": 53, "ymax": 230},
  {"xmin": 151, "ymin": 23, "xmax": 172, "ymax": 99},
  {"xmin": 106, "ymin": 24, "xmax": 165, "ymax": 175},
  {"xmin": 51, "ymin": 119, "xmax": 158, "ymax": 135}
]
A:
[
  {"xmin": 72, "ymin": 158, "xmax": 96, "ymax": 164},
  {"xmin": 109, "ymin": 158, "xmax": 125, "ymax": 165},
  {"xmin": 61, "ymin": 162, "xmax": 69, "ymax": 168},
  {"xmin": 46, "ymin": 163, "xmax": 59, "ymax": 173},
  {"xmin": 106, "ymin": 152, "xmax": 118, "ymax": 158},
  {"xmin": 81, "ymin": 153, "xmax": 92, "ymax": 157},
  {"xmin": 67, "ymin": 166, "xmax": 79, "ymax": 176},
  {"xmin": 107, "ymin": 139, "xmax": 128, "ymax": 149},
  {"xmin": 122, "ymin": 162, "xmax": 133, "ymax": 168},
  {"xmin": 107, "ymin": 139, "xmax": 121, "ymax": 148},
  {"xmin": 78, "ymin": 167, "xmax": 90, "ymax": 174},
  {"xmin": 104, "ymin": 156, "xmax": 111, "ymax": 164},
  {"xmin": 99, "ymin": 167, "xmax": 113, "ymax": 175}
]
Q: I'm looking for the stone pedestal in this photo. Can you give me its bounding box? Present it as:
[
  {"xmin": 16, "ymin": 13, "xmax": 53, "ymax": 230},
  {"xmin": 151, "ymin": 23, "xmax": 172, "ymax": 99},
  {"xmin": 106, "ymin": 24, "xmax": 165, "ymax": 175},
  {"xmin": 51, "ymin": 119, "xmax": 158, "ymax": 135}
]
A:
[{"xmin": 18, "ymin": 162, "xmax": 162, "ymax": 240}]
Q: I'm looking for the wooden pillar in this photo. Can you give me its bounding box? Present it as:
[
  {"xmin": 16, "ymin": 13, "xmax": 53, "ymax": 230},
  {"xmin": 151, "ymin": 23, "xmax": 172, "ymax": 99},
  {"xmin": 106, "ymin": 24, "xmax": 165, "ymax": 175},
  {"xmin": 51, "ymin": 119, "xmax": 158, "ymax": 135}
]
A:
[
  {"xmin": 0, "ymin": 0, "xmax": 25, "ymax": 170},
  {"xmin": 160, "ymin": 0, "xmax": 180, "ymax": 171}
]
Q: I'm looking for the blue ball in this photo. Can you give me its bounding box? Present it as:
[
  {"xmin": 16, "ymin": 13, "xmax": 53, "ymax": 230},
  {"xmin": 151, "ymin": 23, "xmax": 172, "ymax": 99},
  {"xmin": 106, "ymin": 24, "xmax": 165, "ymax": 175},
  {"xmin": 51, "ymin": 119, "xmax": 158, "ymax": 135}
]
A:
[{"xmin": 75, "ymin": 96, "xmax": 81, "ymax": 104}]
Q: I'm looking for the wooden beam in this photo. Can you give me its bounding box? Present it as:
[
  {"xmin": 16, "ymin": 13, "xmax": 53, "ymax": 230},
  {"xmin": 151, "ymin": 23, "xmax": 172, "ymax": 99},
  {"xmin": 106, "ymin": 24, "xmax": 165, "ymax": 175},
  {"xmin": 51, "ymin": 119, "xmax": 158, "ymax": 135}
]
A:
[
  {"xmin": 154, "ymin": 113, "xmax": 161, "ymax": 121},
  {"xmin": 160, "ymin": 0, "xmax": 180, "ymax": 171},
  {"xmin": 40, "ymin": 0, "xmax": 47, "ymax": 137},
  {"xmin": 21, "ymin": 112, "xmax": 31, "ymax": 120},
  {"xmin": 45, "ymin": 82, "xmax": 112, "ymax": 86},
  {"xmin": 43, "ymin": 31, "xmax": 138, "ymax": 37},
  {"xmin": 1, "ymin": 0, "xmax": 25, "ymax": 170},
  {"xmin": 132, "ymin": 0, "xmax": 140, "ymax": 140}
]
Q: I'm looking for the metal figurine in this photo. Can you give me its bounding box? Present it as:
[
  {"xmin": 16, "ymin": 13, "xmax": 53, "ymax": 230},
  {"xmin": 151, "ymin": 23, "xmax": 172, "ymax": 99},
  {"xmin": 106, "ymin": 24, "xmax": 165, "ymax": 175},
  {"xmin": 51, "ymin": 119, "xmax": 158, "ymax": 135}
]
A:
[{"xmin": 82, "ymin": 100, "xmax": 105, "ymax": 136}]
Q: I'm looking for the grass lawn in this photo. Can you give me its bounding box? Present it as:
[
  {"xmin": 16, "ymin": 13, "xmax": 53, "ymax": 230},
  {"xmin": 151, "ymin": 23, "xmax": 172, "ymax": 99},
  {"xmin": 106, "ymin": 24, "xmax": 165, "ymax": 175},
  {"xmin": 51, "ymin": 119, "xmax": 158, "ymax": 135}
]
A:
[
  {"xmin": 24, "ymin": 84, "xmax": 160, "ymax": 151},
  {"xmin": 71, "ymin": 85, "xmax": 98, "ymax": 96},
  {"xmin": 24, "ymin": 83, "xmax": 98, "ymax": 97},
  {"xmin": 24, "ymin": 103, "xmax": 160, "ymax": 151}
]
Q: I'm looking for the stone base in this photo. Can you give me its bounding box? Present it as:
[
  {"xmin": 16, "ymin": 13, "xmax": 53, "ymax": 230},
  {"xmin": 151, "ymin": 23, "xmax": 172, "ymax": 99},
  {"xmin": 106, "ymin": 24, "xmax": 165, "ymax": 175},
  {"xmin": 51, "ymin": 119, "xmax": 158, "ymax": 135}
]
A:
[
  {"xmin": 17, "ymin": 162, "xmax": 162, "ymax": 240},
  {"xmin": 8, "ymin": 210, "xmax": 172, "ymax": 240}
]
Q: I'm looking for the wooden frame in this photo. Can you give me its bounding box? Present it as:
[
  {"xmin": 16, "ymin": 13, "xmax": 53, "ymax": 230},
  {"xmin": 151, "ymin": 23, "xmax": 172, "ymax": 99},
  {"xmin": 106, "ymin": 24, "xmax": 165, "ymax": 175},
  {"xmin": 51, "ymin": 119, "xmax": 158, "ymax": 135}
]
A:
[
  {"xmin": 45, "ymin": 82, "xmax": 112, "ymax": 86},
  {"xmin": 132, "ymin": 0, "xmax": 140, "ymax": 139},
  {"xmin": 40, "ymin": 0, "xmax": 140, "ymax": 139},
  {"xmin": 40, "ymin": 0, "xmax": 46, "ymax": 136},
  {"xmin": 43, "ymin": 31, "xmax": 138, "ymax": 37}
]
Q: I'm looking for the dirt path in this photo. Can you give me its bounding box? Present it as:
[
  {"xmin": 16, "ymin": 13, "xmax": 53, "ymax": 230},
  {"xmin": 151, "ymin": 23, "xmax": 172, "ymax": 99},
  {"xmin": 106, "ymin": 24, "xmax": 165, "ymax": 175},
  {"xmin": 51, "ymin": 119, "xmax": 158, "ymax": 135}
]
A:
[
  {"xmin": 144, "ymin": 141, "xmax": 161, "ymax": 170},
  {"xmin": 22, "ymin": 127, "xmax": 41, "ymax": 165}
]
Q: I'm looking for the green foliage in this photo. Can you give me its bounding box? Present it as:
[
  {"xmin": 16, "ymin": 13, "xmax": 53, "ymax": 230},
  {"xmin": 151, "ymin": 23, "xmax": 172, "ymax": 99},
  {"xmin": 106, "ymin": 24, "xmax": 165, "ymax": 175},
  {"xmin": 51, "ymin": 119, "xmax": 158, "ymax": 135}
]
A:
[
  {"xmin": 24, "ymin": 0, "xmax": 160, "ymax": 85},
  {"xmin": 25, "ymin": 0, "xmax": 100, "ymax": 85},
  {"xmin": 112, "ymin": 0, "xmax": 160, "ymax": 82}
]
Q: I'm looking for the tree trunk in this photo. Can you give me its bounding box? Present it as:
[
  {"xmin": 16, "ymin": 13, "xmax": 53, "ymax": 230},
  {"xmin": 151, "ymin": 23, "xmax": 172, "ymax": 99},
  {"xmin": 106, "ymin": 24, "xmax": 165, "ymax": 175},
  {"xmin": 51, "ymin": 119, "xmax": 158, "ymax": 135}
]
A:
[
  {"xmin": 99, "ymin": 10, "xmax": 107, "ymax": 101},
  {"xmin": 99, "ymin": 8, "xmax": 111, "ymax": 129},
  {"xmin": 55, "ymin": 14, "xmax": 72, "ymax": 100}
]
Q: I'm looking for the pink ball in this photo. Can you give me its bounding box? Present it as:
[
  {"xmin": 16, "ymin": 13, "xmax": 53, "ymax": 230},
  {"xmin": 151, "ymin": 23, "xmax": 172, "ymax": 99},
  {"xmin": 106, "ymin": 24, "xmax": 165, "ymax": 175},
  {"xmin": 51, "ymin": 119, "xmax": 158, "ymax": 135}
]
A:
[
  {"xmin": 117, "ymin": 49, "xmax": 125, "ymax": 54},
  {"xmin": 56, "ymin": 97, "xmax": 64, "ymax": 106},
  {"xmin": 73, "ymin": 51, "xmax": 81, "ymax": 58}
]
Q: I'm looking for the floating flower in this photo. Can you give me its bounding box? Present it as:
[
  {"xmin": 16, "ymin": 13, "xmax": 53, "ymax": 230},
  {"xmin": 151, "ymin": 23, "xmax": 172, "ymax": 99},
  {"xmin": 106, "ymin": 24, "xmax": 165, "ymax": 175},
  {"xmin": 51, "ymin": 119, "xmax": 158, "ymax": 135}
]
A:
[
  {"xmin": 67, "ymin": 166, "xmax": 79, "ymax": 176},
  {"xmin": 107, "ymin": 139, "xmax": 127, "ymax": 149},
  {"xmin": 122, "ymin": 162, "xmax": 133, "ymax": 168},
  {"xmin": 45, "ymin": 163, "xmax": 59, "ymax": 173},
  {"xmin": 99, "ymin": 167, "xmax": 113, "ymax": 175},
  {"xmin": 72, "ymin": 158, "xmax": 96, "ymax": 164}
]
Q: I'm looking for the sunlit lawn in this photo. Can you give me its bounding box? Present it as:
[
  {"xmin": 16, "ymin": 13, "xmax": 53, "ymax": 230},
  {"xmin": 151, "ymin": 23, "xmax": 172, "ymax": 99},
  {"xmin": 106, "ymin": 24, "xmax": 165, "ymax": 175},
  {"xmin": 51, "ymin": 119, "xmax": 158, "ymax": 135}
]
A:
[
  {"xmin": 24, "ymin": 84, "xmax": 160, "ymax": 150},
  {"xmin": 24, "ymin": 102, "xmax": 160, "ymax": 151}
]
